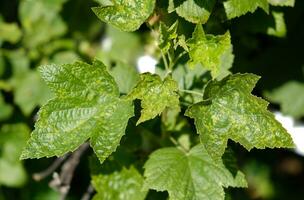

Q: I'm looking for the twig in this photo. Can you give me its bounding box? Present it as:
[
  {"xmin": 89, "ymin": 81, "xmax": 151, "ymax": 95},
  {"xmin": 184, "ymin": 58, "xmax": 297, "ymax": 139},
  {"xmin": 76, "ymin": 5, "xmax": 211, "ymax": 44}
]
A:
[
  {"xmin": 32, "ymin": 155, "xmax": 68, "ymax": 181},
  {"xmin": 49, "ymin": 143, "xmax": 90, "ymax": 200},
  {"xmin": 81, "ymin": 184, "xmax": 95, "ymax": 200}
]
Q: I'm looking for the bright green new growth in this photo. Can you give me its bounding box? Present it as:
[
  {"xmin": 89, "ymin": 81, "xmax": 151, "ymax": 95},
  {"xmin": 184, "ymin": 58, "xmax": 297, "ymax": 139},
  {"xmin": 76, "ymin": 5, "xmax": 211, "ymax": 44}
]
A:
[
  {"xmin": 0, "ymin": 124, "xmax": 29, "ymax": 187},
  {"xmin": 128, "ymin": 73, "xmax": 180, "ymax": 124},
  {"xmin": 186, "ymin": 73, "xmax": 294, "ymax": 160},
  {"xmin": 187, "ymin": 25, "xmax": 231, "ymax": 78},
  {"xmin": 224, "ymin": 0, "xmax": 269, "ymax": 19},
  {"xmin": 159, "ymin": 21, "xmax": 178, "ymax": 54},
  {"xmin": 92, "ymin": 167, "xmax": 148, "ymax": 200},
  {"xmin": 21, "ymin": 60, "xmax": 134, "ymax": 163},
  {"xmin": 92, "ymin": 0, "xmax": 156, "ymax": 32},
  {"xmin": 144, "ymin": 144, "xmax": 246, "ymax": 200},
  {"xmin": 168, "ymin": 0, "xmax": 216, "ymax": 24},
  {"xmin": 265, "ymin": 81, "xmax": 304, "ymax": 118}
]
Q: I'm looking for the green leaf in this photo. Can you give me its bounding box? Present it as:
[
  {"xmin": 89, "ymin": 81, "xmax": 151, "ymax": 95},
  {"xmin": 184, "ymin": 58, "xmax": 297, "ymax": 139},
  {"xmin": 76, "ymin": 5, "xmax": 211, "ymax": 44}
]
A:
[
  {"xmin": 185, "ymin": 73, "xmax": 294, "ymax": 160},
  {"xmin": 168, "ymin": 0, "xmax": 216, "ymax": 24},
  {"xmin": 11, "ymin": 70, "xmax": 52, "ymax": 115},
  {"xmin": 92, "ymin": 0, "xmax": 156, "ymax": 32},
  {"xmin": 21, "ymin": 60, "xmax": 134, "ymax": 164},
  {"xmin": 0, "ymin": 124, "xmax": 29, "ymax": 187},
  {"xmin": 110, "ymin": 62, "xmax": 139, "ymax": 94},
  {"xmin": 0, "ymin": 94, "xmax": 13, "ymax": 121},
  {"xmin": 268, "ymin": 0, "xmax": 295, "ymax": 6},
  {"xmin": 97, "ymin": 26, "xmax": 143, "ymax": 65},
  {"xmin": 128, "ymin": 73, "xmax": 180, "ymax": 124},
  {"xmin": 19, "ymin": 0, "xmax": 67, "ymax": 48},
  {"xmin": 143, "ymin": 144, "xmax": 246, "ymax": 200},
  {"xmin": 267, "ymin": 11, "xmax": 286, "ymax": 38},
  {"xmin": 265, "ymin": 81, "xmax": 304, "ymax": 118},
  {"xmin": 187, "ymin": 25, "xmax": 232, "ymax": 78},
  {"xmin": 92, "ymin": 167, "xmax": 148, "ymax": 200},
  {"xmin": 224, "ymin": 0, "xmax": 269, "ymax": 19},
  {"xmin": 0, "ymin": 21, "xmax": 22, "ymax": 44},
  {"xmin": 159, "ymin": 21, "xmax": 178, "ymax": 54}
]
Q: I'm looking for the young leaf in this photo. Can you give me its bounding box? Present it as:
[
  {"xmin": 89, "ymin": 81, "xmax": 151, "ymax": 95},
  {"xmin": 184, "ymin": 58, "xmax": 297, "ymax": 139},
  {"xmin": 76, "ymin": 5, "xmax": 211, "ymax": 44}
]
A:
[
  {"xmin": 128, "ymin": 73, "xmax": 180, "ymax": 124},
  {"xmin": 21, "ymin": 60, "xmax": 134, "ymax": 164},
  {"xmin": 186, "ymin": 73, "xmax": 294, "ymax": 160},
  {"xmin": 92, "ymin": 167, "xmax": 148, "ymax": 200},
  {"xmin": 159, "ymin": 21, "xmax": 178, "ymax": 54},
  {"xmin": 265, "ymin": 81, "xmax": 304, "ymax": 118},
  {"xmin": 0, "ymin": 124, "xmax": 29, "ymax": 187},
  {"xmin": 143, "ymin": 144, "xmax": 246, "ymax": 200},
  {"xmin": 223, "ymin": 0, "xmax": 269, "ymax": 19},
  {"xmin": 92, "ymin": 0, "xmax": 156, "ymax": 32},
  {"xmin": 168, "ymin": 0, "xmax": 216, "ymax": 24},
  {"xmin": 187, "ymin": 25, "xmax": 231, "ymax": 78}
]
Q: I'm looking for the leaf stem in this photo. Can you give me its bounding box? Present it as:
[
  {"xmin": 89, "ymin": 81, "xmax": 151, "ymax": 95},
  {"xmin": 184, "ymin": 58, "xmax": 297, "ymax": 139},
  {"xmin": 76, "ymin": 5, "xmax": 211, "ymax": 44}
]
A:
[
  {"xmin": 172, "ymin": 51, "xmax": 187, "ymax": 67},
  {"xmin": 179, "ymin": 89, "xmax": 204, "ymax": 97},
  {"xmin": 161, "ymin": 51, "xmax": 170, "ymax": 72},
  {"xmin": 169, "ymin": 136, "xmax": 188, "ymax": 153}
]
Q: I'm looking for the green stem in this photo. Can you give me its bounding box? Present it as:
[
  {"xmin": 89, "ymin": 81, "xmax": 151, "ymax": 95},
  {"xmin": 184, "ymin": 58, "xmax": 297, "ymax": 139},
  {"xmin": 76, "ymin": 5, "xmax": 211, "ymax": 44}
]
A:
[
  {"xmin": 179, "ymin": 89, "xmax": 204, "ymax": 97},
  {"xmin": 169, "ymin": 136, "xmax": 188, "ymax": 153},
  {"xmin": 161, "ymin": 51, "xmax": 170, "ymax": 72},
  {"xmin": 172, "ymin": 51, "xmax": 187, "ymax": 67}
]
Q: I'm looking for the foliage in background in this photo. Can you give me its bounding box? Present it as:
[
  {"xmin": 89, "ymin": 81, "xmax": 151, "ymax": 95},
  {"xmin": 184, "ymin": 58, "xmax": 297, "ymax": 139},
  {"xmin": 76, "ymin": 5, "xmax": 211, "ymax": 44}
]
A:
[{"xmin": 0, "ymin": 0, "xmax": 304, "ymax": 199}]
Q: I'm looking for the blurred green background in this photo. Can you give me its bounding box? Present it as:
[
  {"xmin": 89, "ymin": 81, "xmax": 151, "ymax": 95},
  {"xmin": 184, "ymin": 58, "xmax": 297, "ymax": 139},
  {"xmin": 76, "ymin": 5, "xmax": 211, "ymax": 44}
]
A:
[{"xmin": 0, "ymin": 0, "xmax": 304, "ymax": 199}]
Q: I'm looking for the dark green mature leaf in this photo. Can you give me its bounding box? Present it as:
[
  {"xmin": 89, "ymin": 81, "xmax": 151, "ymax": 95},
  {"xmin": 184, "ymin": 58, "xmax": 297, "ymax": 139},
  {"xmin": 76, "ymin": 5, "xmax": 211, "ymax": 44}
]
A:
[
  {"xmin": 128, "ymin": 73, "xmax": 180, "ymax": 124},
  {"xmin": 224, "ymin": 0, "xmax": 269, "ymax": 19},
  {"xmin": 144, "ymin": 144, "xmax": 246, "ymax": 200},
  {"xmin": 187, "ymin": 25, "xmax": 231, "ymax": 78},
  {"xmin": 186, "ymin": 73, "xmax": 294, "ymax": 160},
  {"xmin": 265, "ymin": 81, "xmax": 304, "ymax": 118},
  {"xmin": 0, "ymin": 124, "xmax": 29, "ymax": 187},
  {"xmin": 168, "ymin": 0, "xmax": 216, "ymax": 24},
  {"xmin": 92, "ymin": 0, "xmax": 156, "ymax": 32},
  {"xmin": 92, "ymin": 167, "xmax": 148, "ymax": 200},
  {"xmin": 21, "ymin": 60, "xmax": 134, "ymax": 163}
]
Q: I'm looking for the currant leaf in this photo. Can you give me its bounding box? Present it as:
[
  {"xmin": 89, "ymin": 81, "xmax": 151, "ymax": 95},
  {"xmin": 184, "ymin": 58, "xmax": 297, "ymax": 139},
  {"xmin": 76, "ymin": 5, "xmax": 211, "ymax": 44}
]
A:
[
  {"xmin": 21, "ymin": 60, "xmax": 134, "ymax": 163},
  {"xmin": 168, "ymin": 0, "xmax": 216, "ymax": 24},
  {"xmin": 92, "ymin": 167, "xmax": 147, "ymax": 200},
  {"xmin": 223, "ymin": 0, "xmax": 269, "ymax": 19},
  {"xmin": 185, "ymin": 73, "xmax": 294, "ymax": 160},
  {"xmin": 128, "ymin": 73, "xmax": 180, "ymax": 124},
  {"xmin": 92, "ymin": 0, "xmax": 156, "ymax": 32},
  {"xmin": 143, "ymin": 144, "xmax": 246, "ymax": 200},
  {"xmin": 268, "ymin": 0, "xmax": 295, "ymax": 6},
  {"xmin": 187, "ymin": 25, "xmax": 231, "ymax": 79},
  {"xmin": 265, "ymin": 81, "xmax": 304, "ymax": 118}
]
